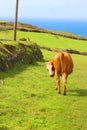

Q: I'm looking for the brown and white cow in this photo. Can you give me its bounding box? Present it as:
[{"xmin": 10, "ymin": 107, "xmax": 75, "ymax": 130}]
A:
[{"xmin": 45, "ymin": 51, "xmax": 73, "ymax": 95}]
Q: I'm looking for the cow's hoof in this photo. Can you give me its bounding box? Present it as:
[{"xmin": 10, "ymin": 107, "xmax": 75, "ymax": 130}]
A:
[
  {"xmin": 56, "ymin": 87, "xmax": 58, "ymax": 90},
  {"xmin": 58, "ymin": 91, "xmax": 61, "ymax": 94},
  {"xmin": 63, "ymin": 93, "xmax": 66, "ymax": 96}
]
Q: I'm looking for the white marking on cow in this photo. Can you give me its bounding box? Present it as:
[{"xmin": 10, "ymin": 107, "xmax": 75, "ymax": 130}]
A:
[{"xmin": 46, "ymin": 62, "xmax": 55, "ymax": 77}]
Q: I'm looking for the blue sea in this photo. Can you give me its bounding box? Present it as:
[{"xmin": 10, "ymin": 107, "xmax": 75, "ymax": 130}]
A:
[
  {"xmin": 2, "ymin": 18, "xmax": 87, "ymax": 38},
  {"xmin": 19, "ymin": 19, "xmax": 87, "ymax": 38}
]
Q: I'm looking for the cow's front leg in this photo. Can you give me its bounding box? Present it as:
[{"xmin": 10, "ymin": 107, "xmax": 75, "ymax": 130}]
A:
[
  {"xmin": 56, "ymin": 74, "xmax": 60, "ymax": 94},
  {"xmin": 62, "ymin": 73, "xmax": 67, "ymax": 95}
]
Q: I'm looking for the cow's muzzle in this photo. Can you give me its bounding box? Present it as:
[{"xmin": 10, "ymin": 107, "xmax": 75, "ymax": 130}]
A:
[{"xmin": 50, "ymin": 74, "xmax": 54, "ymax": 77}]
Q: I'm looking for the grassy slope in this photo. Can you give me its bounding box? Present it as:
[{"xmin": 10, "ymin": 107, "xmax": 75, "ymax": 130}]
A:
[
  {"xmin": 0, "ymin": 30, "xmax": 87, "ymax": 130},
  {"xmin": 0, "ymin": 30, "xmax": 87, "ymax": 52},
  {"xmin": 17, "ymin": 31, "xmax": 87, "ymax": 52}
]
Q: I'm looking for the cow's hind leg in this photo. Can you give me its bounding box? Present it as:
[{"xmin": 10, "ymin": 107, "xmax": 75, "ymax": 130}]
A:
[
  {"xmin": 56, "ymin": 74, "xmax": 61, "ymax": 94},
  {"xmin": 62, "ymin": 73, "xmax": 67, "ymax": 95}
]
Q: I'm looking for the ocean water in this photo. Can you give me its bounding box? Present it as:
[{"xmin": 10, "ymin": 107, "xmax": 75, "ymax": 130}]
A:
[
  {"xmin": 1, "ymin": 18, "xmax": 87, "ymax": 38},
  {"xmin": 18, "ymin": 19, "xmax": 87, "ymax": 38}
]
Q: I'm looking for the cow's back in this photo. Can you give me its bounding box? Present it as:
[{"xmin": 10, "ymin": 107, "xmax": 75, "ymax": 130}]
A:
[{"xmin": 53, "ymin": 52, "xmax": 73, "ymax": 75}]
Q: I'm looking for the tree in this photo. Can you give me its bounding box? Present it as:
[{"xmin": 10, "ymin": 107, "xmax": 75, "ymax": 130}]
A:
[{"xmin": 14, "ymin": 0, "xmax": 19, "ymax": 41}]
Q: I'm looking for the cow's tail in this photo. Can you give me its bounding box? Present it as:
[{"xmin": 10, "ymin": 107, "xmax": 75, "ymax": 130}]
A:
[
  {"xmin": 60, "ymin": 52, "xmax": 73, "ymax": 74},
  {"xmin": 60, "ymin": 52, "xmax": 64, "ymax": 61},
  {"xmin": 60, "ymin": 52, "xmax": 64, "ymax": 73}
]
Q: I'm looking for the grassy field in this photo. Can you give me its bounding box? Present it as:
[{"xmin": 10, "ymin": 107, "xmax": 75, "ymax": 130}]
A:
[
  {"xmin": 0, "ymin": 30, "xmax": 87, "ymax": 52},
  {"xmin": 0, "ymin": 30, "xmax": 87, "ymax": 130}
]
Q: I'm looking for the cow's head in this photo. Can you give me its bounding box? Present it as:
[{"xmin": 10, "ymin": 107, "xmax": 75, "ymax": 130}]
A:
[{"xmin": 45, "ymin": 61, "xmax": 55, "ymax": 77}]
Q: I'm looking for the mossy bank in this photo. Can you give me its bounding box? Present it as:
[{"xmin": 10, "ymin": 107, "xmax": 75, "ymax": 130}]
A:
[{"xmin": 0, "ymin": 39, "xmax": 43, "ymax": 71}]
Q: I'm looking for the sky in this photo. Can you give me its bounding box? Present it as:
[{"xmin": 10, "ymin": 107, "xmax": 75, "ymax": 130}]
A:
[{"xmin": 0, "ymin": 0, "xmax": 87, "ymax": 21}]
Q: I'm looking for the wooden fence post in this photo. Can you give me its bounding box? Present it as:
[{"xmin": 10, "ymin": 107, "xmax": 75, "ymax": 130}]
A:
[{"xmin": 14, "ymin": 0, "xmax": 19, "ymax": 41}]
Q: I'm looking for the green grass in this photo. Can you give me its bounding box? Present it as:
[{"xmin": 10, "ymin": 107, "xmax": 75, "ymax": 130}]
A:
[
  {"xmin": 18, "ymin": 31, "xmax": 87, "ymax": 52},
  {"xmin": 0, "ymin": 50, "xmax": 87, "ymax": 130},
  {"xmin": 0, "ymin": 30, "xmax": 87, "ymax": 130},
  {"xmin": 0, "ymin": 30, "xmax": 87, "ymax": 52}
]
